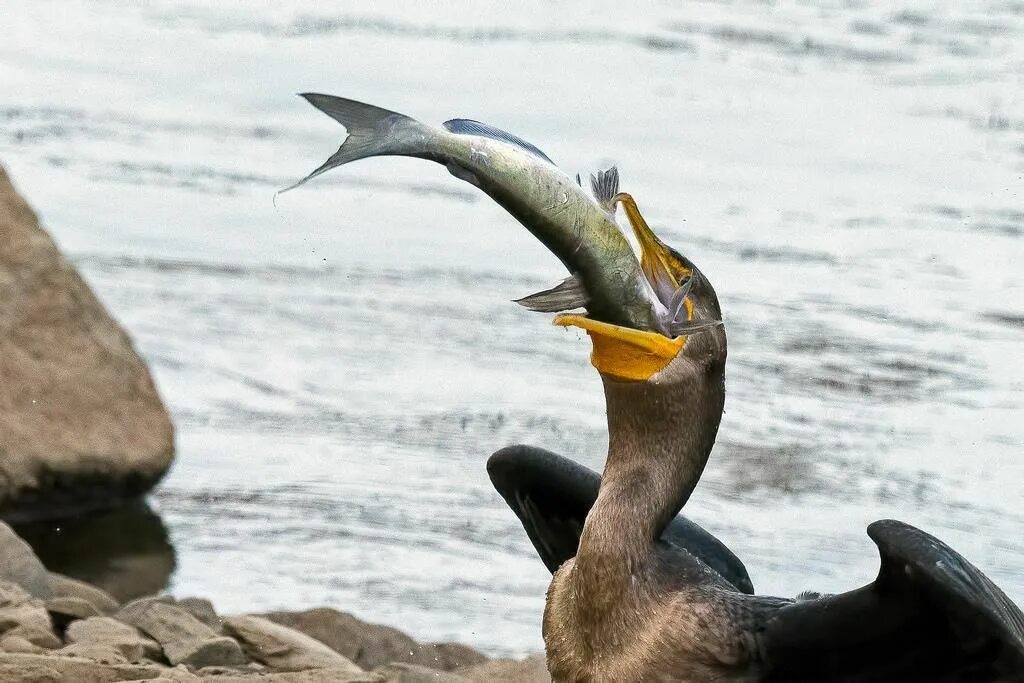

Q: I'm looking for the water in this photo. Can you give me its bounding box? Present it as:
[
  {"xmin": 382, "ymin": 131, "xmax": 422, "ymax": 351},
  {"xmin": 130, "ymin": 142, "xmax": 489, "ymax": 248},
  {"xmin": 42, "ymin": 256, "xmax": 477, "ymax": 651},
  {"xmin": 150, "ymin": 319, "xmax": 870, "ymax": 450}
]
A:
[{"xmin": 2, "ymin": 0, "xmax": 1023, "ymax": 657}]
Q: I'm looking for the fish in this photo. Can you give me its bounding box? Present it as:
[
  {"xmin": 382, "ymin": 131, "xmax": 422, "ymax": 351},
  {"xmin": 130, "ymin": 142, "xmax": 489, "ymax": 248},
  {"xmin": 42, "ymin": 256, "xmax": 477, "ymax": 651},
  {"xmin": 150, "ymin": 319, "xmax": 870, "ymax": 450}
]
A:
[{"xmin": 284, "ymin": 93, "xmax": 719, "ymax": 338}]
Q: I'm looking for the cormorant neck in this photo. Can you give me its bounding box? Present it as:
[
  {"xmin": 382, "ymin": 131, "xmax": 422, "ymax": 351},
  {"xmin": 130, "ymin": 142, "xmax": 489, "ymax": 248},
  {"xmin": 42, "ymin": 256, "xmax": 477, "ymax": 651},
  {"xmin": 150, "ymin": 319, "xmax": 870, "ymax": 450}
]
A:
[{"xmin": 573, "ymin": 356, "xmax": 726, "ymax": 607}]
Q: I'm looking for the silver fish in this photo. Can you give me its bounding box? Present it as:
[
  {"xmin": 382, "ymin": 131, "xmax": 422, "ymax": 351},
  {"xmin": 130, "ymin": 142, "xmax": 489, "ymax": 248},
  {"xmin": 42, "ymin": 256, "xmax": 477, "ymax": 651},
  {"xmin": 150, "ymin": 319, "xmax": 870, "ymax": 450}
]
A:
[{"xmin": 285, "ymin": 93, "xmax": 715, "ymax": 337}]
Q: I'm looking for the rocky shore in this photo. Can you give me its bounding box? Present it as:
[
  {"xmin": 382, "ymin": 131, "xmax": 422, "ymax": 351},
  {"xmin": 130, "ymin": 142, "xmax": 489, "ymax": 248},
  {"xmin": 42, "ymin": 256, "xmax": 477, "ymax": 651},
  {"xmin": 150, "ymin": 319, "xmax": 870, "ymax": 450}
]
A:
[{"xmin": 0, "ymin": 521, "xmax": 548, "ymax": 682}]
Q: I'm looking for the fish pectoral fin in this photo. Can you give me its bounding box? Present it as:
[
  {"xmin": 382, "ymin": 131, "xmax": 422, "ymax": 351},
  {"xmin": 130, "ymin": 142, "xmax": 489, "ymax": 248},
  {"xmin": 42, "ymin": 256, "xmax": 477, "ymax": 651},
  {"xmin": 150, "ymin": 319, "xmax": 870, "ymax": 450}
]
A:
[
  {"xmin": 667, "ymin": 277, "xmax": 695, "ymax": 323},
  {"xmin": 514, "ymin": 274, "xmax": 589, "ymax": 313}
]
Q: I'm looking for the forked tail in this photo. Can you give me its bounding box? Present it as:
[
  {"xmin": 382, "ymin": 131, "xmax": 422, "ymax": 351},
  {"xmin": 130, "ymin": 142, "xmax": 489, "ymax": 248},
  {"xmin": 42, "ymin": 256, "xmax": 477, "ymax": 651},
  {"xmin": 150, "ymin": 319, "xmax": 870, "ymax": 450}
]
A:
[{"xmin": 281, "ymin": 93, "xmax": 434, "ymax": 192}]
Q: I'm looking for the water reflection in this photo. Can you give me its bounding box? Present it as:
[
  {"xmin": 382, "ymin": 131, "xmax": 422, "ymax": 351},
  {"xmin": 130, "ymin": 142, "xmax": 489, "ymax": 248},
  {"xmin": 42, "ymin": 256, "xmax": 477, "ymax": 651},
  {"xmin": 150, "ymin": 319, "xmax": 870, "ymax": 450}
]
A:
[{"xmin": 13, "ymin": 499, "xmax": 175, "ymax": 603}]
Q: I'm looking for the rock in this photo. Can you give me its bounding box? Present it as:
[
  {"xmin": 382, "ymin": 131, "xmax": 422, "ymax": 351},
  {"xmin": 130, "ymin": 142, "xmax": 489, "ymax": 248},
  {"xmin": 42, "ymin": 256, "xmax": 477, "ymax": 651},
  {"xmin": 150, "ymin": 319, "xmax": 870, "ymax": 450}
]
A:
[
  {"xmin": 178, "ymin": 597, "xmax": 222, "ymax": 631},
  {"xmin": 66, "ymin": 616, "xmax": 162, "ymax": 662},
  {"xmin": 0, "ymin": 600, "xmax": 59, "ymax": 648},
  {"xmin": 0, "ymin": 579, "xmax": 61, "ymax": 649},
  {"xmin": 47, "ymin": 572, "xmax": 120, "ymax": 614},
  {"xmin": 54, "ymin": 641, "xmax": 129, "ymax": 665},
  {"xmin": 193, "ymin": 663, "xmax": 266, "ymax": 677},
  {"xmin": 0, "ymin": 634, "xmax": 45, "ymax": 654},
  {"xmin": 431, "ymin": 643, "xmax": 487, "ymax": 670},
  {"xmin": 2, "ymin": 624, "xmax": 62, "ymax": 649},
  {"xmin": 0, "ymin": 596, "xmax": 46, "ymax": 630},
  {"xmin": 199, "ymin": 669, "xmax": 383, "ymax": 682},
  {"xmin": 374, "ymin": 662, "xmax": 468, "ymax": 682},
  {"xmin": 0, "ymin": 523, "xmax": 51, "ymax": 598},
  {"xmin": 223, "ymin": 615, "xmax": 364, "ymax": 673},
  {"xmin": 151, "ymin": 672, "xmax": 203, "ymax": 683},
  {"xmin": 118, "ymin": 598, "xmax": 246, "ymax": 667},
  {"xmin": 46, "ymin": 595, "xmax": 103, "ymax": 630},
  {"xmin": 119, "ymin": 594, "xmax": 176, "ymax": 610},
  {"xmin": 457, "ymin": 654, "xmax": 550, "ymax": 682},
  {"xmin": 169, "ymin": 637, "xmax": 247, "ymax": 669},
  {"xmin": 0, "ymin": 164, "xmax": 174, "ymax": 520},
  {"xmin": 0, "ymin": 651, "xmax": 188, "ymax": 682},
  {"xmin": 155, "ymin": 672, "xmax": 204, "ymax": 683},
  {"xmin": 261, "ymin": 609, "xmax": 486, "ymax": 672},
  {"xmin": 0, "ymin": 579, "xmax": 32, "ymax": 607}
]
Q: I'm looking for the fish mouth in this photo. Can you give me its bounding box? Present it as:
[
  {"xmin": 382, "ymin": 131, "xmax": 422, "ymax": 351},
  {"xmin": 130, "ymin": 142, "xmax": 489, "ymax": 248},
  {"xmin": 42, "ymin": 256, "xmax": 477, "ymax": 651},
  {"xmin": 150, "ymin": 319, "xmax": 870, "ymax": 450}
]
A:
[{"xmin": 556, "ymin": 192, "xmax": 717, "ymax": 382}]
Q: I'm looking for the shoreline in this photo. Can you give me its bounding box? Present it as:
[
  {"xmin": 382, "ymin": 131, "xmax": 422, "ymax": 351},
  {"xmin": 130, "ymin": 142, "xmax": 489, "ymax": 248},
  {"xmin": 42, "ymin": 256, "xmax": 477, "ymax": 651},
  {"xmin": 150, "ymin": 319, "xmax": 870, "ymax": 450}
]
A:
[{"xmin": 0, "ymin": 521, "xmax": 549, "ymax": 682}]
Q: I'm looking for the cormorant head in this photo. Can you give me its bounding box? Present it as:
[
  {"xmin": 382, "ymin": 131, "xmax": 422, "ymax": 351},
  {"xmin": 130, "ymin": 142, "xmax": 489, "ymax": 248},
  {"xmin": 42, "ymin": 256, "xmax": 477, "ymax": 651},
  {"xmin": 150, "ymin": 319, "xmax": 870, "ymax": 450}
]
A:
[{"xmin": 554, "ymin": 194, "xmax": 725, "ymax": 383}]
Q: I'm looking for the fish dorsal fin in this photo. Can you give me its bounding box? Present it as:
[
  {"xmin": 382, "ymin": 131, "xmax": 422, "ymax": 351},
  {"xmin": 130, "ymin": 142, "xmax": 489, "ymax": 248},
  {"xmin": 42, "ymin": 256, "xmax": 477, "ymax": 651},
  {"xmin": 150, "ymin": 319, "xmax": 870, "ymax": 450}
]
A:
[
  {"xmin": 514, "ymin": 274, "xmax": 589, "ymax": 313},
  {"xmin": 443, "ymin": 119, "xmax": 555, "ymax": 165},
  {"xmin": 589, "ymin": 167, "xmax": 619, "ymax": 211}
]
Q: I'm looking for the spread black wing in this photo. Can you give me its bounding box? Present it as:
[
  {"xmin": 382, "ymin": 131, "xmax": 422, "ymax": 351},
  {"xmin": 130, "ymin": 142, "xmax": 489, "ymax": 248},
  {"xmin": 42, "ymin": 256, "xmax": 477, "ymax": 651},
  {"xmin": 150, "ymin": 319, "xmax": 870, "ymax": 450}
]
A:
[
  {"xmin": 753, "ymin": 519, "xmax": 1024, "ymax": 682},
  {"xmin": 487, "ymin": 444, "xmax": 754, "ymax": 594}
]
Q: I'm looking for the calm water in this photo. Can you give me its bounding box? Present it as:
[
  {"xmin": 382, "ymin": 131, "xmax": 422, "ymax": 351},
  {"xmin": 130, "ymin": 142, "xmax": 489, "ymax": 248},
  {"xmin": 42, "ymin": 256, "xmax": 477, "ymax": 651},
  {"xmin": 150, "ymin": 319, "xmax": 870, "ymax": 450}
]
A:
[{"xmin": 2, "ymin": 0, "xmax": 1023, "ymax": 656}]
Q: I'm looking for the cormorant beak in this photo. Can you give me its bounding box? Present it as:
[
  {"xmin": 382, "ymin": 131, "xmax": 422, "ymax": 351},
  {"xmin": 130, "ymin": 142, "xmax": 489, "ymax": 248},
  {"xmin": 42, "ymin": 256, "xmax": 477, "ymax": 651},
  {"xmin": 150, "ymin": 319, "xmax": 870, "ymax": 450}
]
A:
[
  {"xmin": 553, "ymin": 313, "xmax": 685, "ymax": 381},
  {"xmin": 612, "ymin": 192, "xmax": 693, "ymax": 311}
]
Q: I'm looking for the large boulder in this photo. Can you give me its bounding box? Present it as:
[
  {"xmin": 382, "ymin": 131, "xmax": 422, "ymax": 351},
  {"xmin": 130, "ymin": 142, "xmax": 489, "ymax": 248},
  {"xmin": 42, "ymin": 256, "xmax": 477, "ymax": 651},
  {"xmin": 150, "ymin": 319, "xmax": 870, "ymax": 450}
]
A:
[{"xmin": 0, "ymin": 164, "xmax": 173, "ymax": 521}]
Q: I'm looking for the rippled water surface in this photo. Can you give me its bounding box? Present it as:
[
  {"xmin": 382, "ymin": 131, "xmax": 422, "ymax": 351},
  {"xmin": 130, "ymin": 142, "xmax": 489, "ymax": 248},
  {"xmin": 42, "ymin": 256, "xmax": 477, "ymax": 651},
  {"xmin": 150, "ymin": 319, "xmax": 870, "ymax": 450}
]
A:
[{"xmin": 2, "ymin": 0, "xmax": 1023, "ymax": 656}]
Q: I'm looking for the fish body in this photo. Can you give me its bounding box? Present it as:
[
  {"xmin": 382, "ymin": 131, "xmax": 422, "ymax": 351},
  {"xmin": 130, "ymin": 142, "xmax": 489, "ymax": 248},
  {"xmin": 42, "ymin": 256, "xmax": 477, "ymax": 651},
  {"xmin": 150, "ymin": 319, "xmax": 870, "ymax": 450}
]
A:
[{"xmin": 286, "ymin": 93, "xmax": 663, "ymax": 332}]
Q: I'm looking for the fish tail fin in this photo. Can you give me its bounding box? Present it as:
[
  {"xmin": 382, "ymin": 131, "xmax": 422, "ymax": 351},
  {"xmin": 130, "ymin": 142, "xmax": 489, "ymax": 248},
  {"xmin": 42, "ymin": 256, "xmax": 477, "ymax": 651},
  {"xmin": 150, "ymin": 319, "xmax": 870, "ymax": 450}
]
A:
[{"xmin": 281, "ymin": 93, "xmax": 434, "ymax": 193}]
